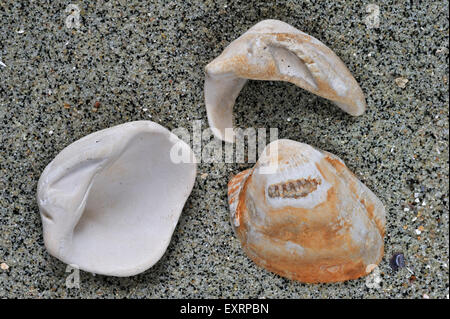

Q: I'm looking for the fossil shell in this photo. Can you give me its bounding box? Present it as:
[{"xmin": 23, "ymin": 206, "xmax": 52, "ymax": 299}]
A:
[
  {"xmin": 228, "ymin": 139, "xmax": 385, "ymax": 283},
  {"xmin": 205, "ymin": 19, "xmax": 366, "ymax": 142},
  {"xmin": 37, "ymin": 121, "xmax": 197, "ymax": 276}
]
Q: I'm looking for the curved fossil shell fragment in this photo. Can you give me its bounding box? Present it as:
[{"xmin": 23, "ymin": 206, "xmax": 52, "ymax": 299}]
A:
[
  {"xmin": 205, "ymin": 19, "xmax": 367, "ymax": 142},
  {"xmin": 228, "ymin": 139, "xmax": 385, "ymax": 283},
  {"xmin": 37, "ymin": 121, "xmax": 197, "ymax": 276}
]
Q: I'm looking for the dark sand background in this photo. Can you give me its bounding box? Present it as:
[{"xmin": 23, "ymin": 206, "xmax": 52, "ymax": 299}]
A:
[{"xmin": 0, "ymin": 1, "xmax": 448, "ymax": 298}]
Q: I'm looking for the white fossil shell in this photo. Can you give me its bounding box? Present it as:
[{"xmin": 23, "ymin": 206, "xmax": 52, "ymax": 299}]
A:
[
  {"xmin": 205, "ymin": 19, "xmax": 367, "ymax": 142},
  {"xmin": 37, "ymin": 121, "xmax": 197, "ymax": 276},
  {"xmin": 228, "ymin": 139, "xmax": 385, "ymax": 283}
]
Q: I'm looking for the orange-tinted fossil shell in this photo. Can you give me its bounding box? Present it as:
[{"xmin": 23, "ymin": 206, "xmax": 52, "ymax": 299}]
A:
[{"xmin": 228, "ymin": 139, "xmax": 385, "ymax": 283}]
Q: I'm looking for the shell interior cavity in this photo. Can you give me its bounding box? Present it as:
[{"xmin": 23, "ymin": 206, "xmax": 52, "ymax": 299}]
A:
[
  {"xmin": 205, "ymin": 19, "xmax": 367, "ymax": 142},
  {"xmin": 37, "ymin": 121, "xmax": 197, "ymax": 276},
  {"xmin": 228, "ymin": 139, "xmax": 385, "ymax": 283}
]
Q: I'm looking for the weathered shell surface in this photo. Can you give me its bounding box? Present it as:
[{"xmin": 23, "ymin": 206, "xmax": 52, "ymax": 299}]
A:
[
  {"xmin": 205, "ymin": 19, "xmax": 367, "ymax": 142},
  {"xmin": 37, "ymin": 121, "xmax": 197, "ymax": 276},
  {"xmin": 228, "ymin": 139, "xmax": 385, "ymax": 283}
]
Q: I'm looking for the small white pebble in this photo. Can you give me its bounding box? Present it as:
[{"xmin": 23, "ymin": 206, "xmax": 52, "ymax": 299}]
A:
[
  {"xmin": 426, "ymin": 265, "xmax": 431, "ymax": 269},
  {"xmin": 423, "ymin": 294, "xmax": 429, "ymax": 299},
  {"xmin": 404, "ymin": 207, "xmax": 410, "ymax": 212},
  {"xmin": 436, "ymin": 47, "xmax": 448, "ymax": 54},
  {"xmin": 414, "ymin": 193, "xmax": 420, "ymax": 198},
  {"xmin": 48, "ymin": 130, "xmax": 54, "ymax": 135},
  {"xmin": 415, "ymin": 198, "xmax": 420, "ymax": 203},
  {"xmin": 0, "ymin": 262, "xmax": 9, "ymax": 270},
  {"xmin": 142, "ymin": 108, "xmax": 148, "ymax": 112},
  {"xmin": 422, "ymin": 201, "xmax": 426, "ymax": 206},
  {"xmin": 286, "ymin": 117, "xmax": 291, "ymax": 122},
  {"xmin": 0, "ymin": 60, "xmax": 6, "ymax": 67},
  {"xmin": 415, "ymin": 229, "xmax": 421, "ymax": 235},
  {"xmin": 16, "ymin": 29, "xmax": 25, "ymax": 34},
  {"xmin": 412, "ymin": 217, "xmax": 417, "ymax": 222},
  {"xmin": 395, "ymin": 77, "xmax": 409, "ymax": 88}
]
